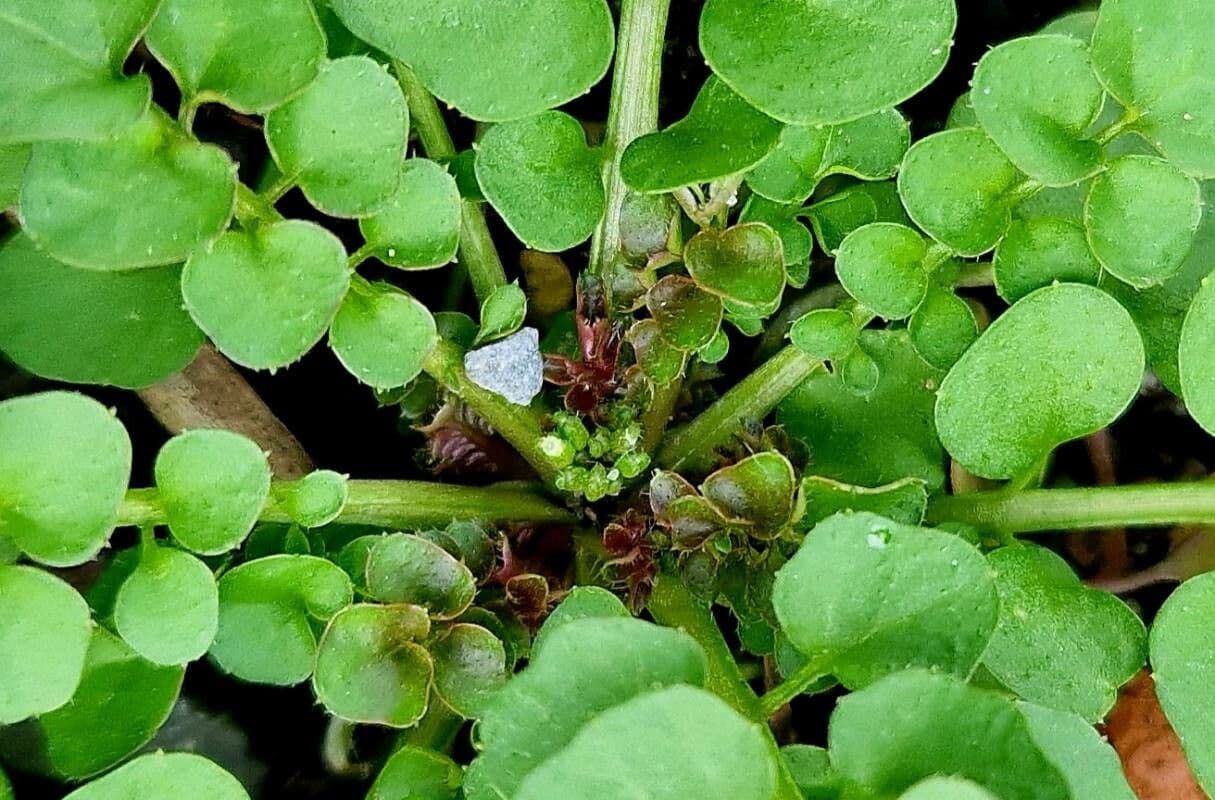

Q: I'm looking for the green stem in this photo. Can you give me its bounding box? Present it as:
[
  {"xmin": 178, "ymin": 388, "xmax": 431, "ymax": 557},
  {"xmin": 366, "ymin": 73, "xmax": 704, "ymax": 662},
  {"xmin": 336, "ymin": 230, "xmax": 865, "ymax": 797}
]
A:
[
  {"xmin": 639, "ymin": 378, "xmax": 683, "ymax": 455},
  {"xmin": 655, "ymin": 345, "xmax": 822, "ymax": 474},
  {"xmin": 394, "ymin": 63, "xmax": 507, "ymax": 303},
  {"xmin": 116, "ymin": 480, "xmax": 575, "ymax": 530},
  {"xmin": 587, "ymin": 0, "xmax": 672, "ymax": 276},
  {"xmin": 396, "ymin": 700, "xmax": 464, "ymax": 754},
  {"xmin": 422, "ymin": 339, "xmax": 562, "ymax": 485},
  {"xmin": 757, "ymin": 657, "xmax": 829, "ymax": 719},
  {"xmin": 234, "ymin": 183, "xmax": 282, "ymax": 226},
  {"xmin": 928, "ymin": 481, "xmax": 1215, "ymax": 533}
]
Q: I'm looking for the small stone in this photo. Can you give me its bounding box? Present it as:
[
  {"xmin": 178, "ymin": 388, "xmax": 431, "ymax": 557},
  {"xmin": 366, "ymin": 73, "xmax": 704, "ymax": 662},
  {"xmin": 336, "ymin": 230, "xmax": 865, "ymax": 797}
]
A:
[{"xmin": 463, "ymin": 327, "xmax": 543, "ymax": 406}]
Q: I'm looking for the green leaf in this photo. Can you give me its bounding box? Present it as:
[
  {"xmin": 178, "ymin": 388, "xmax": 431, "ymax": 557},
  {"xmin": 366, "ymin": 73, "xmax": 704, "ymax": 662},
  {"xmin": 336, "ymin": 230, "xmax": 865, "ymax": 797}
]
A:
[
  {"xmin": 359, "ymin": 159, "xmax": 462, "ymax": 270},
  {"xmin": 476, "ymin": 283, "xmax": 528, "ymax": 345},
  {"xmin": 272, "ymin": 470, "xmax": 348, "ymax": 528},
  {"xmin": 182, "ymin": 220, "xmax": 350, "ymax": 370},
  {"xmin": 0, "ymin": 765, "xmax": 10, "ymax": 800},
  {"xmin": 981, "ymin": 545, "xmax": 1146, "ymax": 721},
  {"xmin": 935, "ymin": 284, "xmax": 1144, "ymax": 479},
  {"xmin": 0, "ymin": 145, "xmax": 30, "ymax": 208},
  {"xmin": 738, "ymin": 196, "xmax": 813, "ymax": 277},
  {"xmin": 648, "ymin": 276, "xmax": 723, "ymax": 352},
  {"xmin": 773, "ymin": 512, "xmax": 997, "ymax": 688},
  {"xmin": 365, "ymin": 533, "xmax": 476, "ymax": 619},
  {"xmin": 806, "ymin": 181, "xmax": 911, "ymax": 255},
  {"xmin": 0, "ymin": 234, "xmax": 203, "ymax": 389},
  {"xmin": 313, "ymin": 603, "xmax": 432, "ymax": 727},
  {"xmin": 782, "ymin": 744, "xmax": 871, "ymax": 800},
  {"xmin": 908, "ymin": 289, "xmax": 979, "ymax": 370},
  {"xmin": 1084, "ymin": 155, "xmax": 1202, "ymax": 287},
  {"xmin": 20, "ymin": 110, "xmax": 236, "ymax": 271},
  {"xmin": 778, "ymin": 330, "xmax": 946, "ymax": 491},
  {"xmin": 1017, "ymin": 702, "xmax": 1137, "ymax": 800},
  {"xmin": 331, "ymin": 0, "xmax": 614, "ymax": 122},
  {"xmin": 1091, "ymin": 0, "xmax": 1215, "ymax": 177},
  {"xmin": 265, "ymin": 56, "xmax": 408, "ymax": 217},
  {"xmin": 155, "ymin": 430, "xmax": 271, "ymax": 555},
  {"xmin": 531, "ymin": 586, "xmax": 629, "ymax": 659},
  {"xmin": 113, "ymin": 543, "xmax": 218, "ymax": 666},
  {"xmin": 627, "ymin": 320, "xmax": 689, "ymax": 385},
  {"xmin": 839, "ymin": 345, "xmax": 881, "ymax": 396},
  {"xmin": 0, "ymin": 0, "xmax": 155, "ymax": 143},
  {"xmin": 0, "ymin": 392, "xmax": 131, "ymax": 566},
  {"xmin": 789, "ymin": 309, "xmax": 858, "ymax": 363},
  {"xmin": 701, "ymin": 451, "xmax": 798, "ymax": 536},
  {"xmin": 700, "ymin": 0, "xmax": 955, "ymax": 124},
  {"xmin": 431, "ymin": 622, "xmax": 508, "ymax": 717},
  {"xmin": 829, "ymin": 671, "xmax": 1072, "ymax": 799},
  {"xmin": 475, "ymin": 111, "xmax": 605, "ymax": 252},
  {"xmin": 368, "ymin": 747, "xmax": 461, "ymax": 800},
  {"xmin": 835, "ymin": 223, "xmax": 932, "ymax": 320},
  {"xmin": 1177, "ymin": 276, "xmax": 1215, "ymax": 433},
  {"xmin": 621, "ymin": 77, "xmax": 783, "ymax": 193},
  {"xmin": 330, "ymin": 280, "xmax": 438, "ymax": 389},
  {"xmin": 63, "ymin": 753, "xmax": 249, "ymax": 800},
  {"xmin": 798, "ymin": 476, "xmax": 929, "ymax": 529},
  {"xmin": 514, "ymin": 685, "xmax": 777, "ymax": 800},
  {"xmin": 993, "ymin": 218, "xmax": 1103, "ymax": 302},
  {"xmin": 1150, "ymin": 572, "xmax": 1215, "ymax": 794},
  {"xmin": 147, "ymin": 0, "xmax": 326, "ymax": 113},
  {"xmin": 0, "ymin": 627, "xmax": 183, "ymax": 780},
  {"xmin": 0, "ymin": 566, "xmax": 91, "ymax": 724},
  {"xmin": 901, "ymin": 779, "xmax": 998, "ymax": 799},
  {"xmin": 898, "ymin": 127, "xmax": 1024, "ymax": 257},
  {"xmin": 463, "ymin": 617, "xmax": 706, "ymax": 800},
  {"xmin": 210, "ymin": 554, "xmax": 353, "ymax": 685},
  {"xmin": 749, "ymin": 109, "xmax": 910, "ymax": 203},
  {"xmin": 971, "ymin": 35, "xmax": 1106, "ymax": 186},
  {"xmin": 684, "ymin": 223, "xmax": 785, "ymax": 314}
]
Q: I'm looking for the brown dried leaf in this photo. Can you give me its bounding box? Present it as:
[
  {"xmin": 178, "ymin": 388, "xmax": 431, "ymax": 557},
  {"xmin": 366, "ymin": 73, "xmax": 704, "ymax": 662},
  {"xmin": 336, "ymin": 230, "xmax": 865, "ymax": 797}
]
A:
[{"xmin": 1104, "ymin": 670, "xmax": 1206, "ymax": 800}]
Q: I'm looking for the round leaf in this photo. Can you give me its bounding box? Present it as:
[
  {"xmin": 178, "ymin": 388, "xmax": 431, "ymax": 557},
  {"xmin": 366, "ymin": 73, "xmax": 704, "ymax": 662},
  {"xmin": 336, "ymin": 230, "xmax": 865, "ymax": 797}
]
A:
[
  {"xmin": 431, "ymin": 623, "xmax": 508, "ymax": 717},
  {"xmin": 981, "ymin": 545, "xmax": 1146, "ymax": 721},
  {"xmin": 908, "ymin": 290, "xmax": 979, "ymax": 370},
  {"xmin": 1091, "ymin": 0, "xmax": 1215, "ymax": 177},
  {"xmin": 1150, "ymin": 572, "xmax": 1215, "ymax": 795},
  {"xmin": 627, "ymin": 319, "xmax": 688, "ymax": 385},
  {"xmin": 365, "ymin": 533, "xmax": 476, "ymax": 619},
  {"xmin": 210, "ymin": 555, "xmax": 354, "ymax": 685},
  {"xmin": 0, "ymin": 627, "xmax": 183, "ymax": 780},
  {"xmin": 368, "ymin": 747, "xmax": 461, "ymax": 800},
  {"xmin": 1016, "ymin": 701, "xmax": 1137, "ymax": 800},
  {"xmin": 684, "ymin": 223, "xmax": 785, "ymax": 314},
  {"xmin": 20, "ymin": 110, "xmax": 236, "ymax": 270},
  {"xmin": 789, "ymin": 309, "xmax": 858, "ymax": 362},
  {"xmin": 475, "ymin": 111, "xmax": 605, "ymax": 252},
  {"xmin": 898, "ymin": 128, "xmax": 1024, "ymax": 257},
  {"xmin": 798, "ymin": 476, "xmax": 929, "ymax": 529},
  {"xmin": 114, "ymin": 544, "xmax": 219, "ymax": 666},
  {"xmin": 936, "ymin": 284, "xmax": 1144, "ymax": 480},
  {"xmin": 313, "ymin": 603, "xmax": 433, "ymax": 727},
  {"xmin": 807, "ymin": 180, "xmax": 912, "ymax": 255},
  {"xmin": 0, "ymin": 566, "xmax": 91, "ymax": 724},
  {"xmin": 359, "ymin": 159, "xmax": 461, "ymax": 270},
  {"xmin": 835, "ymin": 223, "xmax": 931, "ymax": 320},
  {"xmin": 155, "ymin": 430, "xmax": 272, "ymax": 555},
  {"xmin": 182, "ymin": 220, "xmax": 350, "ymax": 370},
  {"xmin": 273, "ymin": 470, "xmax": 348, "ymax": 528},
  {"xmin": 330, "ymin": 280, "xmax": 438, "ymax": 389},
  {"xmin": 0, "ymin": 0, "xmax": 154, "ymax": 143},
  {"xmin": 266, "ymin": 56, "xmax": 408, "ymax": 217},
  {"xmin": 621, "ymin": 77, "xmax": 783, "ymax": 194},
  {"xmin": 330, "ymin": 0, "xmax": 614, "ymax": 122},
  {"xmin": 476, "ymin": 283, "xmax": 528, "ymax": 345},
  {"xmin": 700, "ymin": 0, "xmax": 955, "ymax": 125},
  {"xmin": 773, "ymin": 512, "xmax": 998, "ymax": 689},
  {"xmin": 701, "ymin": 452, "xmax": 798, "ymax": 536},
  {"xmin": 993, "ymin": 218, "xmax": 1102, "ymax": 303},
  {"xmin": 0, "ymin": 234, "xmax": 203, "ymax": 388},
  {"xmin": 647, "ymin": 276, "xmax": 723, "ymax": 352},
  {"xmin": 515, "ymin": 685, "xmax": 777, "ymax": 800},
  {"xmin": 63, "ymin": 753, "xmax": 249, "ymax": 800},
  {"xmin": 972, "ymin": 35, "xmax": 1106, "ymax": 186},
  {"xmin": 1084, "ymin": 155, "xmax": 1202, "ymax": 288},
  {"xmin": 147, "ymin": 0, "xmax": 326, "ymax": 113},
  {"xmin": 531, "ymin": 586, "xmax": 629, "ymax": 659},
  {"xmin": 1179, "ymin": 277, "xmax": 1215, "ymax": 434},
  {"xmin": 0, "ymin": 392, "xmax": 131, "ymax": 566},
  {"xmin": 901, "ymin": 778, "xmax": 998, "ymax": 800}
]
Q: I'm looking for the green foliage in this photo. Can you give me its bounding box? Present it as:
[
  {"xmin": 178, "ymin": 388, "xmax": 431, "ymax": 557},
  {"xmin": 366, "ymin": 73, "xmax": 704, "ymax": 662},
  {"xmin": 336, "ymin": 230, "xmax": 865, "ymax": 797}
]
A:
[
  {"xmin": 364, "ymin": 533, "xmax": 476, "ymax": 619},
  {"xmin": 273, "ymin": 470, "xmax": 349, "ymax": 528},
  {"xmin": 684, "ymin": 223, "xmax": 785, "ymax": 315},
  {"xmin": 358, "ymin": 159, "xmax": 462, "ymax": 269},
  {"xmin": 63, "ymin": 753, "xmax": 248, "ymax": 800},
  {"xmin": 330, "ymin": 280, "xmax": 437, "ymax": 388},
  {"xmin": 936, "ymin": 284, "xmax": 1144, "ymax": 480},
  {"xmin": 797, "ymin": 477, "xmax": 929, "ymax": 528},
  {"xmin": 907, "ymin": 289, "xmax": 979, "ymax": 370},
  {"xmin": 475, "ymin": 112, "xmax": 605, "ymax": 252},
  {"xmin": 835, "ymin": 223, "xmax": 933, "ymax": 320},
  {"xmin": 113, "ymin": 542, "xmax": 218, "ymax": 666},
  {"xmin": 647, "ymin": 276, "xmax": 723, "ymax": 352},
  {"xmin": 789, "ymin": 309, "xmax": 859, "ymax": 363},
  {"xmin": 476, "ymin": 283, "xmax": 528, "ymax": 346},
  {"xmin": 330, "ymin": 0, "xmax": 614, "ymax": 121},
  {"xmin": 367, "ymin": 747, "xmax": 461, "ymax": 800},
  {"xmin": 430, "ymin": 623, "xmax": 508, "ymax": 717},
  {"xmin": 992, "ymin": 218, "xmax": 1102, "ymax": 302}
]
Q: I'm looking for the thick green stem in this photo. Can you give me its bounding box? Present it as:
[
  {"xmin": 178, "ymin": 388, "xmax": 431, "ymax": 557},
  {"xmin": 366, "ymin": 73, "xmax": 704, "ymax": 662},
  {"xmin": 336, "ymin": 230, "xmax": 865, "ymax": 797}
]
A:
[
  {"xmin": 587, "ymin": 0, "xmax": 672, "ymax": 277},
  {"xmin": 639, "ymin": 378, "xmax": 683, "ymax": 455},
  {"xmin": 758, "ymin": 657, "xmax": 829, "ymax": 719},
  {"xmin": 928, "ymin": 481, "xmax": 1215, "ymax": 533},
  {"xmin": 117, "ymin": 479, "xmax": 574, "ymax": 530},
  {"xmin": 394, "ymin": 63, "xmax": 507, "ymax": 303},
  {"xmin": 422, "ymin": 340, "xmax": 562, "ymax": 485},
  {"xmin": 656, "ymin": 345, "xmax": 822, "ymax": 474},
  {"xmin": 396, "ymin": 700, "xmax": 464, "ymax": 754}
]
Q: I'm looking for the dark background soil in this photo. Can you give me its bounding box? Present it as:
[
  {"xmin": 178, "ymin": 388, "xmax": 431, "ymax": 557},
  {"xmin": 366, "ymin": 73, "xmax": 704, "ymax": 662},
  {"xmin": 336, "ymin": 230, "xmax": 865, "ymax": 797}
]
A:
[{"xmin": 9, "ymin": 1, "xmax": 1208, "ymax": 797}]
